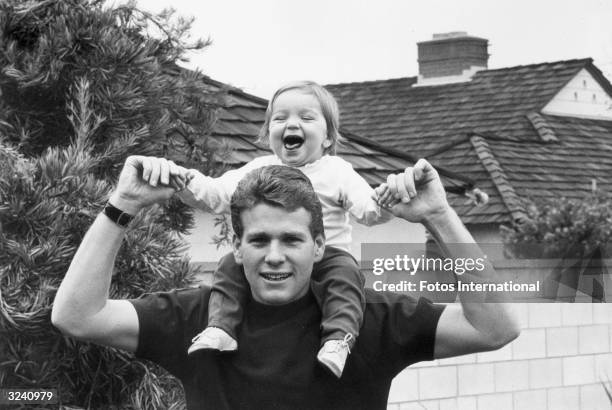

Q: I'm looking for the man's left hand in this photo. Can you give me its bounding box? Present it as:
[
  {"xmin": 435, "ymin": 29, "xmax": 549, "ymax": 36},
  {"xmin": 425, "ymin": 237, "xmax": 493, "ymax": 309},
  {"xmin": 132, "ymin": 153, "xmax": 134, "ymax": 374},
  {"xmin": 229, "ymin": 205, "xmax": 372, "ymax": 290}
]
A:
[
  {"xmin": 379, "ymin": 159, "xmax": 451, "ymax": 223},
  {"xmin": 108, "ymin": 156, "xmax": 181, "ymax": 215}
]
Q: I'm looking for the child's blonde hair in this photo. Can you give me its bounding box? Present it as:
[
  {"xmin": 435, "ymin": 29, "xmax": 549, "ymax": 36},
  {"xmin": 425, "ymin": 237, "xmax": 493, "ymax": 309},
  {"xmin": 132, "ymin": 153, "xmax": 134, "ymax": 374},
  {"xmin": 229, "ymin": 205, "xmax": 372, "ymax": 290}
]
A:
[{"xmin": 258, "ymin": 80, "xmax": 342, "ymax": 155}]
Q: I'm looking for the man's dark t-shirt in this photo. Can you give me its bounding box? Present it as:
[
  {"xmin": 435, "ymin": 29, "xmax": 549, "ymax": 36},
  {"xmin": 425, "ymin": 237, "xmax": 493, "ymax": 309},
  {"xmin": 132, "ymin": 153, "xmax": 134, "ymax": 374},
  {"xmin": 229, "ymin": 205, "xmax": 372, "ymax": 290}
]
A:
[{"xmin": 131, "ymin": 287, "xmax": 444, "ymax": 410}]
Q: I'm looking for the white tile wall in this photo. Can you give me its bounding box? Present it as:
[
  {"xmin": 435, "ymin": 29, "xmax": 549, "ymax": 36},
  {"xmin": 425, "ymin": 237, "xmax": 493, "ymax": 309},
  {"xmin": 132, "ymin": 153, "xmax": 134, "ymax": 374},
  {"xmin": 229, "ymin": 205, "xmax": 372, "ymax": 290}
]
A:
[
  {"xmin": 512, "ymin": 329, "xmax": 546, "ymax": 359},
  {"xmin": 494, "ymin": 361, "xmax": 529, "ymax": 392},
  {"xmin": 562, "ymin": 355, "xmax": 596, "ymax": 385},
  {"xmin": 578, "ymin": 325, "xmax": 609, "ymax": 354},
  {"xmin": 513, "ymin": 389, "xmax": 547, "ymax": 410},
  {"xmin": 547, "ymin": 386, "xmax": 580, "ymax": 410},
  {"xmin": 388, "ymin": 304, "xmax": 611, "ymax": 409},
  {"xmin": 546, "ymin": 326, "xmax": 578, "ymax": 357},
  {"xmin": 457, "ymin": 364, "xmax": 495, "ymax": 395},
  {"xmin": 528, "ymin": 358, "xmax": 563, "ymax": 389},
  {"xmin": 419, "ymin": 367, "xmax": 457, "ymax": 400}
]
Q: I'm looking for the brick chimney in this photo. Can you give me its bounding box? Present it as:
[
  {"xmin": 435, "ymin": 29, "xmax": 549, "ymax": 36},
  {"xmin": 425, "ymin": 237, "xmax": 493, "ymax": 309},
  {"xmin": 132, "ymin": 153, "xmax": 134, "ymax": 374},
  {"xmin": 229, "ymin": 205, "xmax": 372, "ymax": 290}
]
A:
[{"xmin": 415, "ymin": 32, "xmax": 489, "ymax": 86}]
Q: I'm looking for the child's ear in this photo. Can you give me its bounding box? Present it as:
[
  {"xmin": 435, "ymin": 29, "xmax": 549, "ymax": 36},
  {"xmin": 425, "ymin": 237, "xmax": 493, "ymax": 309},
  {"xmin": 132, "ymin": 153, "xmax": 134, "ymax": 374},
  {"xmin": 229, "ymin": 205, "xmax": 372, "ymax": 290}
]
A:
[
  {"xmin": 322, "ymin": 138, "xmax": 332, "ymax": 148},
  {"xmin": 232, "ymin": 235, "xmax": 243, "ymax": 264}
]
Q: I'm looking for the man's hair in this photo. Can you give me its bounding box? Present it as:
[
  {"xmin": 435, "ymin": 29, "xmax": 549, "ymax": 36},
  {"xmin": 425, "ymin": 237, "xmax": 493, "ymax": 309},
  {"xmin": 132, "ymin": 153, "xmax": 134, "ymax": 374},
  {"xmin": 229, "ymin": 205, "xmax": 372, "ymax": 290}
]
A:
[
  {"xmin": 230, "ymin": 165, "xmax": 324, "ymax": 240},
  {"xmin": 258, "ymin": 80, "xmax": 342, "ymax": 155}
]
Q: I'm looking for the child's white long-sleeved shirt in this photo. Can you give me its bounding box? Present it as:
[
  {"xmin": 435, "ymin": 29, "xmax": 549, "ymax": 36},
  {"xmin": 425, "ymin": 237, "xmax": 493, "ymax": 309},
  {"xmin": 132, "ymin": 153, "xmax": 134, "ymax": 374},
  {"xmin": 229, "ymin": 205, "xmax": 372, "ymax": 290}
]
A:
[{"xmin": 178, "ymin": 155, "xmax": 393, "ymax": 252}]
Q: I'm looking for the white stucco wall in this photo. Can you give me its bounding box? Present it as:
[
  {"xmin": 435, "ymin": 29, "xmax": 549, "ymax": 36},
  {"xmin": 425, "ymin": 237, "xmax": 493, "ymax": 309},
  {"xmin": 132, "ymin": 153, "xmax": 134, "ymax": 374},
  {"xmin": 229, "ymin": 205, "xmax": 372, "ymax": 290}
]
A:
[
  {"xmin": 466, "ymin": 222, "xmax": 505, "ymax": 260},
  {"xmin": 542, "ymin": 68, "xmax": 612, "ymax": 121}
]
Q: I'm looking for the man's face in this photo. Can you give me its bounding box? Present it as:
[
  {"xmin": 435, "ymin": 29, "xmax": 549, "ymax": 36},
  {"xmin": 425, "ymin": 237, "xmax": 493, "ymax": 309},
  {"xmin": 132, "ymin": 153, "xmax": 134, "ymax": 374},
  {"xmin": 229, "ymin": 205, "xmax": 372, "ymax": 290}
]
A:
[{"xmin": 233, "ymin": 203, "xmax": 325, "ymax": 305}]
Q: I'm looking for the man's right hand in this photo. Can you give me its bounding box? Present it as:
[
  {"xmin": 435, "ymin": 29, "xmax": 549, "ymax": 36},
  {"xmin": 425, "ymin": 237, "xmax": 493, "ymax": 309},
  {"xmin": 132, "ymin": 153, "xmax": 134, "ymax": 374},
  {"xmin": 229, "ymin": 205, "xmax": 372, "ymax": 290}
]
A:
[{"xmin": 109, "ymin": 156, "xmax": 185, "ymax": 215}]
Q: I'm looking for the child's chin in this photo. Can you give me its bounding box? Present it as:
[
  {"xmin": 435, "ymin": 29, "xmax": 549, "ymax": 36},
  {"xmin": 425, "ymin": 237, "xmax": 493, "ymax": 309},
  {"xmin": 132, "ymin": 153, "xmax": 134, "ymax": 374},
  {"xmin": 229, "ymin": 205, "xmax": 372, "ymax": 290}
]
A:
[{"xmin": 280, "ymin": 153, "xmax": 305, "ymax": 166}]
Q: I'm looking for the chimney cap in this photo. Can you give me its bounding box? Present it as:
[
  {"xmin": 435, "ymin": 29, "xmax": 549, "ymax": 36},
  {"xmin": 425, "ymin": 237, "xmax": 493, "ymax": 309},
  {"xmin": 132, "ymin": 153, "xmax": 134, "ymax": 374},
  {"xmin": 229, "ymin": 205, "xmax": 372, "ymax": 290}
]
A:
[
  {"xmin": 419, "ymin": 32, "xmax": 488, "ymax": 45},
  {"xmin": 433, "ymin": 31, "xmax": 469, "ymax": 40}
]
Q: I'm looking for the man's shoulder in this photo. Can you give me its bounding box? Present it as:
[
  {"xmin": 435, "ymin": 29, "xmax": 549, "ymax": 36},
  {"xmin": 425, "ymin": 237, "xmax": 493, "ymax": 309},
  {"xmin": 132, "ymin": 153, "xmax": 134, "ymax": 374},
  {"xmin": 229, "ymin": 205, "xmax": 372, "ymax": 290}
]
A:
[
  {"xmin": 132, "ymin": 285, "xmax": 212, "ymax": 313},
  {"xmin": 362, "ymin": 289, "xmax": 443, "ymax": 326},
  {"xmin": 152, "ymin": 285, "xmax": 211, "ymax": 298}
]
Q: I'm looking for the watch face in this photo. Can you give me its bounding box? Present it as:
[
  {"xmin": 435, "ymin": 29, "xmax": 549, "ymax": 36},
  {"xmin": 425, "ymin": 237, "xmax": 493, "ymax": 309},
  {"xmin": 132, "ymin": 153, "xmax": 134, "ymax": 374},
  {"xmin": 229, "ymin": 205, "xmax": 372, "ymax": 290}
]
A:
[{"xmin": 117, "ymin": 212, "xmax": 132, "ymax": 226}]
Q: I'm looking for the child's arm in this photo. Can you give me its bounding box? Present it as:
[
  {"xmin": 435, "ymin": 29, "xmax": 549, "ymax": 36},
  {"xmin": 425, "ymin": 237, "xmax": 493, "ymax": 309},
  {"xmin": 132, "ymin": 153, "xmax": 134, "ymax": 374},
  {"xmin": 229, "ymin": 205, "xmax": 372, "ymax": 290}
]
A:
[
  {"xmin": 176, "ymin": 157, "xmax": 274, "ymax": 214},
  {"xmin": 134, "ymin": 156, "xmax": 240, "ymax": 214},
  {"xmin": 338, "ymin": 160, "xmax": 395, "ymax": 226}
]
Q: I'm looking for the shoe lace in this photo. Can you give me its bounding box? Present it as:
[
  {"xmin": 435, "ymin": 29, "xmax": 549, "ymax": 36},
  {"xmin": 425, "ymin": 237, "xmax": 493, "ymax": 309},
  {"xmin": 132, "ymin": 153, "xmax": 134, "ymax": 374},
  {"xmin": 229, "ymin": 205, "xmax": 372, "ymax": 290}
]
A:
[
  {"xmin": 339, "ymin": 333, "xmax": 353, "ymax": 354},
  {"xmin": 191, "ymin": 330, "xmax": 205, "ymax": 343}
]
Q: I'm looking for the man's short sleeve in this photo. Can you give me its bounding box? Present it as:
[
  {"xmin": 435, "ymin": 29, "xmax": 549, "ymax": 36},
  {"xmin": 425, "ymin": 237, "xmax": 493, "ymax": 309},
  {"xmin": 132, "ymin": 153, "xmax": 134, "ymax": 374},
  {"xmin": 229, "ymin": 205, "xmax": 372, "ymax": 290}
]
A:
[
  {"xmin": 129, "ymin": 286, "xmax": 210, "ymax": 378},
  {"xmin": 362, "ymin": 290, "xmax": 445, "ymax": 377}
]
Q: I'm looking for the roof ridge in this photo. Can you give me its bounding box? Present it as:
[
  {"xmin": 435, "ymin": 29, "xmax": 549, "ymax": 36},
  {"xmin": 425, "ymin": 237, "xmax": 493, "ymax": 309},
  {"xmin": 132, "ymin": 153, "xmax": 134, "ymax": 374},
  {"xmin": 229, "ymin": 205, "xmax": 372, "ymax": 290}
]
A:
[
  {"xmin": 479, "ymin": 58, "xmax": 592, "ymax": 75},
  {"xmin": 325, "ymin": 76, "xmax": 417, "ymax": 88},
  {"xmin": 526, "ymin": 113, "xmax": 559, "ymax": 142},
  {"xmin": 325, "ymin": 59, "xmax": 592, "ymax": 88},
  {"xmin": 584, "ymin": 61, "xmax": 612, "ymax": 97},
  {"xmin": 469, "ymin": 135, "xmax": 527, "ymax": 222},
  {"xmin": 199, "ymin": 75, "xmax": 269, "ymax": 106},
  {"xmin": 341, "ymin": 129, "xmax": 475, "ymax": 190}
]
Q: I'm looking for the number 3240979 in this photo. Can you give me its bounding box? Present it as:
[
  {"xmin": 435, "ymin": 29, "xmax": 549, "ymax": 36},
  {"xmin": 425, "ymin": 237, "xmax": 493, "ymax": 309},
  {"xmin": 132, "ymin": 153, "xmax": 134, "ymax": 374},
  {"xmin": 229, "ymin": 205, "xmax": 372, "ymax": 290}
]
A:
[{"xmin": 0, "ymin": 389, "xmax": 58, "ymax": 404}]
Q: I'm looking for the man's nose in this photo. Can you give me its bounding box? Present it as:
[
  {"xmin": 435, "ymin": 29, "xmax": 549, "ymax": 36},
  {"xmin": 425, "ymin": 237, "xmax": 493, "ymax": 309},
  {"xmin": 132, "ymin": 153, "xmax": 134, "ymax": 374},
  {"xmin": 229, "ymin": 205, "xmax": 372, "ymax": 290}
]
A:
[{"xmin": 264, "ymin": 241, "xmax": 286, "ymax": 265}]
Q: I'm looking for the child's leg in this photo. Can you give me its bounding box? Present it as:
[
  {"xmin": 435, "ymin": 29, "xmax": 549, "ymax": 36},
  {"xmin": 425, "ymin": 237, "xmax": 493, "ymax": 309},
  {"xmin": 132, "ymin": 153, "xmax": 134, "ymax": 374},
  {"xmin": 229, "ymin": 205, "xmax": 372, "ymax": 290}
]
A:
[
  {"xmin": 311, "ymin": 246, "xmax": 365, "ymax": 376},
  {"xmin": 188, "ymin": 252, "xmax": 247, "ymax": 354}
]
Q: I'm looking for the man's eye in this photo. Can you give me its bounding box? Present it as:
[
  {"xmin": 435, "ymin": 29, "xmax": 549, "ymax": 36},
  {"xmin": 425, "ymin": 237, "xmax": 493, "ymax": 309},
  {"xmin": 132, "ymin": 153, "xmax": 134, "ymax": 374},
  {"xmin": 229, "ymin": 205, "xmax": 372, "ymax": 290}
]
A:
[{"xmin": 285, "ymin": 237, "xmax": 303, "ymax": 245}]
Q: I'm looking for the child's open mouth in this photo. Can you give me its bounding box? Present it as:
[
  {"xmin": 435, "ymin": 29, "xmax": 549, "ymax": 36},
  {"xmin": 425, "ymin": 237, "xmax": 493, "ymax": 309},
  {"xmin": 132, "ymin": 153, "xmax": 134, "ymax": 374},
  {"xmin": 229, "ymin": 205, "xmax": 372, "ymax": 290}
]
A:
[{"xmin": 283, "ymin": 135, "xmax": 304, "ymax": 150}]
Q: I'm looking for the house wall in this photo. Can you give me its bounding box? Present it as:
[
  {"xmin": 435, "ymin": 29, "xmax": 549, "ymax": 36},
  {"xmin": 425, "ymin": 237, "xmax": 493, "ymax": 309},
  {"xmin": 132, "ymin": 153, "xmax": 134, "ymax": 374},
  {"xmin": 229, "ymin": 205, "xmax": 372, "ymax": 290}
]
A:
[
  {"xmin": 466, "ymin": 223, "xmax": 505, "ymax": 261},
  {"xmin": 542, "ymin": 68, "xmax": 612, "ymax": 121}
]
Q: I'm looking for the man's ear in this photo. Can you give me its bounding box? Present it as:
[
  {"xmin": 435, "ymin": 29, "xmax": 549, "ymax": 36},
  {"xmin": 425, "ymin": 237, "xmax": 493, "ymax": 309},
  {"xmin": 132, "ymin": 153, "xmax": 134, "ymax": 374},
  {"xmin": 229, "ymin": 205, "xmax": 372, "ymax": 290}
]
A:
[
  {"xmin": 232, "ymin": 234, "xmax": 243, "ymax": 264},
  {"xmin": 313, "ymin": 234, "xmax": 325, "ymax": 263}
]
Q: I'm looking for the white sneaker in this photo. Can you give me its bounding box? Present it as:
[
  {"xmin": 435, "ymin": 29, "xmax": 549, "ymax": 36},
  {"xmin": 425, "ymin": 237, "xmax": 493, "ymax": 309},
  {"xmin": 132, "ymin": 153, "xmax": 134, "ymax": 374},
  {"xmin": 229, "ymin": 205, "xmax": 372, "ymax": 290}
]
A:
[
  {"xmin": 187, "ymin": 327, "xmax": 238, "ymax": 354},
  {"xmin": 317, "ymin": 334, "xmax": 353, "ymax": 378}
]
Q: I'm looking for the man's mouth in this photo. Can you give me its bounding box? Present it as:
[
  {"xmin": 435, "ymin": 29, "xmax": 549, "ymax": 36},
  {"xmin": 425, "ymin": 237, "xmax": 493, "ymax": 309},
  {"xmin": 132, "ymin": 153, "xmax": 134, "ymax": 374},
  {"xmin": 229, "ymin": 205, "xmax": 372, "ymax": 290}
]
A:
[
  {"xmin": 260, "ymin": 272, "xmax": 292, "ymax": 282},
  {"xmin": 283, "ymin": 135, "xmax": 304, "ymax": 150}
]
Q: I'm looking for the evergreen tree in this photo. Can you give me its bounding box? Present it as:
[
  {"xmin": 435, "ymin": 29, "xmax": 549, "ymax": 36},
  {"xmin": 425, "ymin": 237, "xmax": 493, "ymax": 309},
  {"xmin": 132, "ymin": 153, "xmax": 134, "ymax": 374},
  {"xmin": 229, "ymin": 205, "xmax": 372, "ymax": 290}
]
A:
[{"xmin": 0, "ymin": 0, "xmax": 223, "ymax": 407}]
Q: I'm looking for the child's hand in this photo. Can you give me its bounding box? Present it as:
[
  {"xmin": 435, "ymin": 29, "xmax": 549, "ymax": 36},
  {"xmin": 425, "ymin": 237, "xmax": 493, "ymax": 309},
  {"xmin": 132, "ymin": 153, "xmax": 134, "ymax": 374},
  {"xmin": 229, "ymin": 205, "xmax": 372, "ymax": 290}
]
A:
[
  {"xmin": 140, "ymin": 156, "xmax": 187, "ymax": 191},
  {"xmin": 385, "ymin": 168, "xmax": 418, "ymax": 205},
  {"xmin": 373, "ymin": 183, "xmax": 401, "ymax": 209},
  {"xmin": 169, "ymin": 166, "xmax": 192, "ymax": 192}
]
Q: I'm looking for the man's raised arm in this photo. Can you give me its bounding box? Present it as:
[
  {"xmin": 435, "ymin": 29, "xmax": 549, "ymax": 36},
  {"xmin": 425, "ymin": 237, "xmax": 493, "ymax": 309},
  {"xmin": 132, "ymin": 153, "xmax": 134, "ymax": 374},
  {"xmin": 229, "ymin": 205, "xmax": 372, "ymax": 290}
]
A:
[
  {"xmin": 382, "ymin": 159, "xmax": 520, "ymax": 358},
  {"xmin": 51, "ymin": 156, "xmax": 182, "ymax": 352}
]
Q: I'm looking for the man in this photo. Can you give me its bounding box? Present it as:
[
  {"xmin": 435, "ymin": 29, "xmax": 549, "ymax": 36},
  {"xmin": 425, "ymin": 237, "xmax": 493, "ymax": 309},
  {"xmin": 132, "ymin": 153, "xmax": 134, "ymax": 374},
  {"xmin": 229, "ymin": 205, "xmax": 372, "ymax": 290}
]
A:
[{"xmin": 52, "ymin": 156, "xmax": 519, "ymax": 409}]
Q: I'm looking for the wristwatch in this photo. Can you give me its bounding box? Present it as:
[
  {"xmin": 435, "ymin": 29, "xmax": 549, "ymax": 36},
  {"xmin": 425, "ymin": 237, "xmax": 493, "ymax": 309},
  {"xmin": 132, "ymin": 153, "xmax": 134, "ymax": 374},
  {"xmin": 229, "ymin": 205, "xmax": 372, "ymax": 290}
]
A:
[{"xmin": 102, "ymin": 202, "xmax": 134, "ymax": 227}]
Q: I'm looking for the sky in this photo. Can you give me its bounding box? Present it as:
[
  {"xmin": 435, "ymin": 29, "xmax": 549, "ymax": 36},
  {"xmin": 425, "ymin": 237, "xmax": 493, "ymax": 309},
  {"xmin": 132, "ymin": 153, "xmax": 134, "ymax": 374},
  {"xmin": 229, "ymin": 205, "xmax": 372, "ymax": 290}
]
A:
[{"xmin": 139, "ymin": 0, "xmax": 612, "ymax": 99}]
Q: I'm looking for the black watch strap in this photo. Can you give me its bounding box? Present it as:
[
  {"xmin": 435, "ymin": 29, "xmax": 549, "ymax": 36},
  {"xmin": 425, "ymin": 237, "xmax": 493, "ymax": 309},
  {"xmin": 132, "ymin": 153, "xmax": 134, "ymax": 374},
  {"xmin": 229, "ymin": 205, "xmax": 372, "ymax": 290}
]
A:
[{"xmin": 103, "ymin": 202, "xmax": 134, "ymax": 227}]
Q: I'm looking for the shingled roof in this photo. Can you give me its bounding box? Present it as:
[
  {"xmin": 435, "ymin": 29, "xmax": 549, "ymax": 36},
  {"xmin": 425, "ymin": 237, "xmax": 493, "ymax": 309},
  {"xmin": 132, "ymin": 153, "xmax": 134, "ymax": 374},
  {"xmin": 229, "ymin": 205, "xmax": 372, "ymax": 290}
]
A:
[
  {"xmin": 189, "ymin": 76, "xmax": 473, "ymax": 195},
  {"xmin": 325, "ymin": 59, "xmax": 612, "ymax": 224}
]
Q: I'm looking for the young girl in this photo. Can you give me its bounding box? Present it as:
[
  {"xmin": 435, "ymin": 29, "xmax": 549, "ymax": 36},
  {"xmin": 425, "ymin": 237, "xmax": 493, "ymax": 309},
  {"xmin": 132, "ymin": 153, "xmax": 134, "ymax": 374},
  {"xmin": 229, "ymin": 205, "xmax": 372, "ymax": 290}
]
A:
[{"xmin": 177, "ymin": 81, "xmax": 393, "ymax": 378}]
